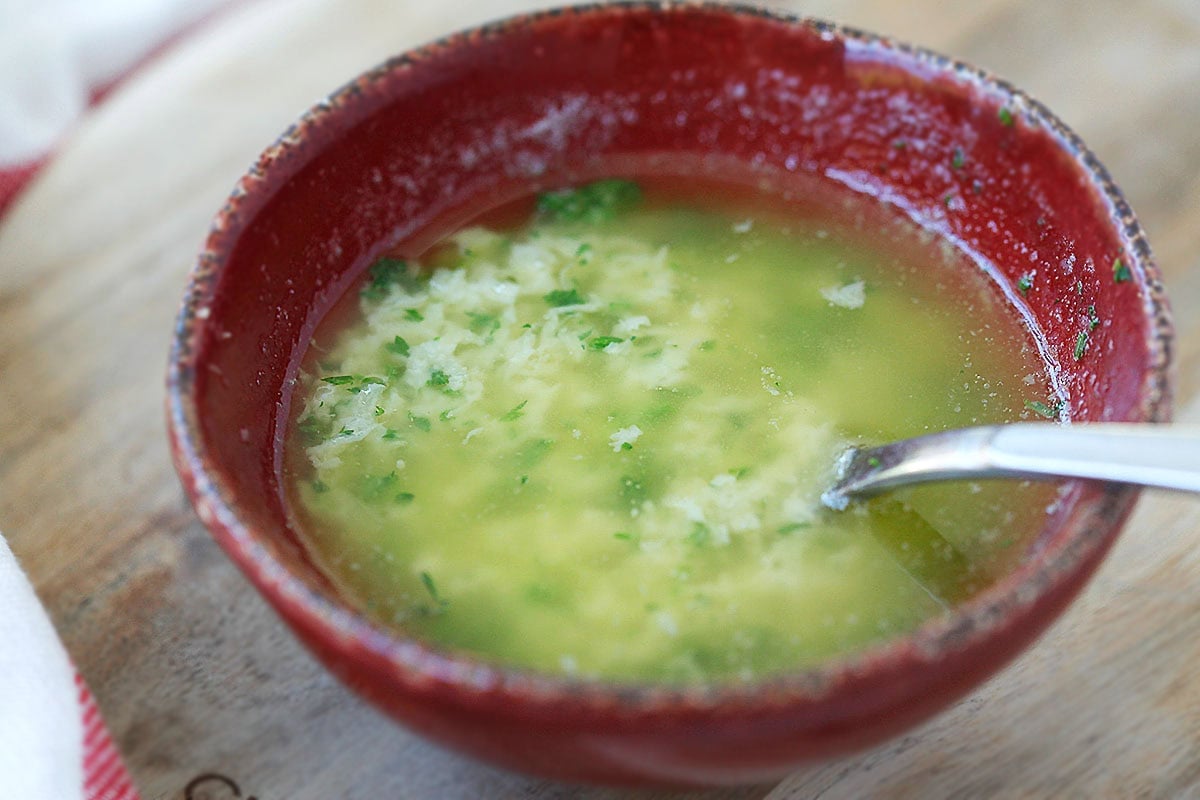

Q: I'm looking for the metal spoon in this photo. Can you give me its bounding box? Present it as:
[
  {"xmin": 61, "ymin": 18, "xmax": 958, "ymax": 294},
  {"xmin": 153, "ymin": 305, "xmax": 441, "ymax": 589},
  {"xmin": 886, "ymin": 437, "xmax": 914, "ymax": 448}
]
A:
[{"xmin": 822, "ymin": 423, "xmax": 1200, "ymax": 510}]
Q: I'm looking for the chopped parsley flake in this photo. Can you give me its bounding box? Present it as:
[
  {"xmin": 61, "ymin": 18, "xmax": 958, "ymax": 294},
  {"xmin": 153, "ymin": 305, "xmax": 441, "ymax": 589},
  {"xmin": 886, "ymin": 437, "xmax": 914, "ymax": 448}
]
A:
[
  {"xmin": 536, "ymin": 179, "xmax": 642, "ymax": 224},
  {"xmin": 322, "ymin": 375, "xmax": 355, "ymax": 386},
  {"xmin": 951, "ymin": 147, "xmax": 965, "ymax": 170},
  {"xmin": 386, "ymin": 335, "xmax": 410, "ymax": 356},
  {"xmin": 382, "ymin": 428, "xmax": 400, "ymax": 440},
  {"xmin": 312, "ymin": 480, "xmax": 329, "ymax": 494},
  {"xmin": 1112, "ymin": 258, "xmax": 1131, "ymax": 283},
  {"xmin": 361, "ymin": 471, "xmax": 398, "ymax": 499},
  {"xmin": 404, "ymin": 308, "xmax": 424, "ymax": 322},
  {"xmin": 589, "ymin": 335, "xmax": 624, "ymax": 350},
  {"xmin": 613, "ymin": 531, "xmax": 639, "ymax": 543},
  {"xmin": 1074, "ymin": 331, "xmax": 1088, "ymax": 361},
  {"xmin": 698, "ymin": 339, "xmax": 716, "ymax": 352},
  {"xmin": 467, "ymin": 311, "xmax": 500, "ymax": 336},
  {"xmin": 1088, "ymin": 305, "xmax": 1101, "ymax": 331},
  {"xmin": 408, "ymin": 412, "xmax": 431, "ymax": 432},
  {"xmin": 777, "ymin": 522, "xmax": 810, "ymax": 535},
  {"xmin": 374, "ymin": 405, "xmax": 385, "ymax": 416},
  {"xmin": 731, "ymin": 466, "xmax": 751, "ymax": 480},
  {"xmin": 501, "ymin": 400, "xmax": 528, "ymax": 422},
  {"xmin": 867, "ymin": 456, "xmax": 881, "ymax": 468},
  {"xmin": 519, "ymin": 475, "xmax": 529, "ymax": 485},
  {"xmin": 1025, "ymin": 399, "xmax": 1061, "ymax": 419},
  {"xmin": 336, "ymin": 426, "xmax": 354, "ymax": 437},
  {"xmin": 361, "ymin": 257, "xmax": 414, "ymax": 301},
  {"xmin": 1017, "ymin": 273, "xmax": 1033, "ymax": 295},
  {"xmin": 419, "ymin": 571, "xmax": 446, "ymax": 607},
  {"xmin": 999, "ymin": 106, "xmax": 1015, "ymax": 127},
  {"xmin": 395, "ymin": 492, "xmax": 415, "ymax": 504},
  {"xmin": 427, "ymin": 369, "xmax": 450, "ymax": 387},
  {"xmin": 544, "ymin": 288, "xmax": 586, "ymax": 307}
]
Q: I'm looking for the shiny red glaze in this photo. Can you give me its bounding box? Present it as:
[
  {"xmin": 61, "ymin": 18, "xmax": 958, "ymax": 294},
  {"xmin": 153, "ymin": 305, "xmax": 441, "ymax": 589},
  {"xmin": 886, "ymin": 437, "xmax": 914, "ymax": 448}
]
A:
[{"xmin": 166, "ymin": 3, "xmax": 1172, "ymax": 787}]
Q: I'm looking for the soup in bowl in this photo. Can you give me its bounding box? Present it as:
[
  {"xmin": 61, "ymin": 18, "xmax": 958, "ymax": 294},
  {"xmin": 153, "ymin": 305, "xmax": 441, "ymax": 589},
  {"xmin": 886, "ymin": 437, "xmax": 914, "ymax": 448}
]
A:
[{"xmin": 167, "ymin": 3, "xmax": 1171, "ymax": 787}]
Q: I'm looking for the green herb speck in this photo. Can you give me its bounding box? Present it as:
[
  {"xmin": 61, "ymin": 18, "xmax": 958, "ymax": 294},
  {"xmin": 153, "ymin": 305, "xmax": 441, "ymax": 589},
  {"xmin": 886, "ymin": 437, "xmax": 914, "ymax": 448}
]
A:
[
  {"xmin": 1113, "ymin": 258, "xmax": 1131, "ymax": 283},
  {"xmin": 951, "ymin": 146, "xmax": 965, "ymax": 170},
  {"xmin": 698, "ymin": 339, "xmax": 716, "ymax": 352},
  {"xmin": 312, "ymin": 480, "xmax": 329, "ymax": 494},
  {"xmin": 1074, "ymin": 331, "xmax": 1088, "ymax": 361},
  {"xmin": 589, "ymin": 336, "xmax": 624, "ymax": 350},
  {"xmin": 360, "ymin": 257, "xmax": 414, "ymax": 301},
  {"xmin": 420, "ymin": 571, "xmax": 445, "ymax": 607},
  {"xmin": 613, "ymin": 531, "xmax": 639, "ymax": 543},
  {"xmin": 386, "ymin": 335, "xmax": 410, "ymax": 356},
  {"xmin": 395, "ymin": 492, "xmax": 415, "ymax": 504},
  {"xmin": 777, "ymin": 522, "xmax": 809, "ymax": 535},
  {"xmin": 336, "ymin": 426, "xmax": 354, "ymax": 437},
  {"xmin": 427, "ymin": 369, "xmax": 450, "ymax": 387},
  {"xmin": 999, "ymin": 107, "xmax": 1015, "ymax": 127},
  {"xmin": 501, "ymin": 400, "xmax": 528, "ymax": 422},
  {"xmin": 1025, "ymin": 399, "xmax": 1061, "ymax": 419},
  {"xmin": 467, "ymin": 311, "xmax": 500, "ymax": 336},
  {"xmin": 544, "ymin": 288, "xmax": 585, "ymax": 307},
  {"xmin": 1088, "ymin": 305, "xmax": 1101, "ymax": 331},
  {"xmin": 405, "ymin": 308, "xmax": 424, "ymax": 322},
  {"xmin": 382, "ymin": 428, "xmax": 400, "ymax": 440},
  {"xmin": 1017, "ymin": 273, "xmax": 1033, "ymax": 296},
  {"xmin": 374, "ymin": 406, "xmax": 385, "ymax": 417},
  {"xmin": 322, "ymin": 375, "xmax": 355, "ymax": 386},
  {"xmin": 536, "ymin": 179, "xmax": 642, "ymax": 224},
  {"xmin": 360, "ymin": 471, "xmax": 398, "ymax": 500},
  {"xmin": 408, "ymin": 412, "xmax": 431, "ymax": 432},
  {"xmin": 867, "ymin": 456, "xmax": 881, "ymax": 468}
]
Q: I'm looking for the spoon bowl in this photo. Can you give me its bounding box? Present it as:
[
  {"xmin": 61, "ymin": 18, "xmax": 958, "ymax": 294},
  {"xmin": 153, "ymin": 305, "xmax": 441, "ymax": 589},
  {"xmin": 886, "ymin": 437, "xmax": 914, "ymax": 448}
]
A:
[{"xmin": 825, "ymin": 423, "xmax": 1200, "ymax": 510}]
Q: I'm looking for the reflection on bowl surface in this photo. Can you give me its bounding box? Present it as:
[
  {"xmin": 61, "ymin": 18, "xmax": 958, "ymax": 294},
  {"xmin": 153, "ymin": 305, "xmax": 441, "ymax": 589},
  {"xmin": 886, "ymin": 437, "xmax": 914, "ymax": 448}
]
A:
[{"xmin": 167, "ymin": 2, "xmax": 1171, "ymax": 787}]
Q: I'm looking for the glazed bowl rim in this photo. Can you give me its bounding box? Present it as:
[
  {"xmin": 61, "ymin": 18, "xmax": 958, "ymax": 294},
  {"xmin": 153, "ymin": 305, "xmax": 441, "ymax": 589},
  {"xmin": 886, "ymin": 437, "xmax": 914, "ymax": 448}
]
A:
[{"xmin": 166, "ymin": 0, "xmax": 1173, "ymax": 718}]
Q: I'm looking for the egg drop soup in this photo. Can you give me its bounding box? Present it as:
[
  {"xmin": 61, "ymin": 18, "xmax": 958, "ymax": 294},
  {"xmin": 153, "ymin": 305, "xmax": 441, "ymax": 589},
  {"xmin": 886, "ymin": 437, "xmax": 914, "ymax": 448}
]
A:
[{"xmin": 283, "ymin": 177, "xmax": 1060, "ymax": 683}]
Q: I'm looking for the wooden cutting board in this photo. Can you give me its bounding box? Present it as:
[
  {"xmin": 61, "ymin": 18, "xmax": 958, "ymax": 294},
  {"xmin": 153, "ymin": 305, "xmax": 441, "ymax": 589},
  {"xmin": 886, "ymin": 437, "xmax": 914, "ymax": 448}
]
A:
[{"xmin": 2, "ymin": 0, "xmax": 1199, "ymax": 797}]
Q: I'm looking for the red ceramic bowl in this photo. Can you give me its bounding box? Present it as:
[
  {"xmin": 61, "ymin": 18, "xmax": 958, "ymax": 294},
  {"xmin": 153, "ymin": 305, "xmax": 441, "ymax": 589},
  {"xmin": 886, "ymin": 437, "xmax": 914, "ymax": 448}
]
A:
[{"xmin": 167, "ymin": 3, "xmax": 1172, "ymax": 787}]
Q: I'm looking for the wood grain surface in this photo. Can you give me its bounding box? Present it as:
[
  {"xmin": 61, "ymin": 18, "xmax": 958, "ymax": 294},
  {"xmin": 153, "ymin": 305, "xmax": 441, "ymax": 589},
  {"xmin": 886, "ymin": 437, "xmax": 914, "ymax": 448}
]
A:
[{"xmin": 2, "ymin": 0, "xmax": 1199, "ymax": 797}]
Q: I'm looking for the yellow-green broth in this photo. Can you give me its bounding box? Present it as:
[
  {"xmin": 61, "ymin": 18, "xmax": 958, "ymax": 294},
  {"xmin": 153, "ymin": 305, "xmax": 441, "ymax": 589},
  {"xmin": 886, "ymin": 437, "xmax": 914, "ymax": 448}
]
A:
[{"xmin": 284, "ymin": 180, "xmax": 1057, "ymax": 683}]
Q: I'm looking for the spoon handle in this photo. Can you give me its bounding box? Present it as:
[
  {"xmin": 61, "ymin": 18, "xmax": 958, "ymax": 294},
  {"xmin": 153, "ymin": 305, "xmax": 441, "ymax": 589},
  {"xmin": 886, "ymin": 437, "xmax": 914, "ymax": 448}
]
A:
[{"xmin": 826, "ymin": 423, "xmax": 1200, "ymax": 506}]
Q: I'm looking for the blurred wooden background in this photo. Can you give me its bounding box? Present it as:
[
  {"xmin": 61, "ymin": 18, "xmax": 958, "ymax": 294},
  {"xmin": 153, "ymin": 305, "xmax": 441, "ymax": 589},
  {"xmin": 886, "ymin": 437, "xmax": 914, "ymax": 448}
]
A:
[{"xmin": 2, "ymin": 0, "xmax": 1199, "ymax": 797}]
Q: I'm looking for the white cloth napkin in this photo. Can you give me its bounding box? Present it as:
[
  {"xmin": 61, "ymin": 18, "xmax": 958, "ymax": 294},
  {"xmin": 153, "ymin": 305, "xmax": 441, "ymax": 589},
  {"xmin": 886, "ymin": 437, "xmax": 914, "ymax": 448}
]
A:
[
  {"xmin": 0, "ymin": 0, "xmax": 228, "ymax": 167},
  {"xmin": 0, "ymin": 536, "xmax": 84, "ymax": 800}
]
